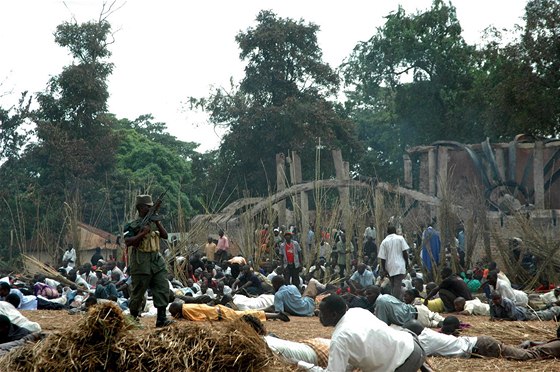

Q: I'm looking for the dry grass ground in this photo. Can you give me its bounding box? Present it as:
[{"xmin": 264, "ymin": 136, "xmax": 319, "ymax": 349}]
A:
[{"xmin": 21, "ymin": 310, "xmax": 560, "ymax": 371}]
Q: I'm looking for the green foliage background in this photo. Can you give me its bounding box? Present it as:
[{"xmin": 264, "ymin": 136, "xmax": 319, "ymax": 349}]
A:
[{"xmin": 0, "ymin": 0, "xmax": 558, "ymax": 264}]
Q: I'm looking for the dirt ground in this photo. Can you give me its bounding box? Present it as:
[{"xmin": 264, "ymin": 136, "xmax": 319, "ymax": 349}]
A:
[{"xmin": 22, "ymin": 310, "xmax": 560, "ymax": 371}]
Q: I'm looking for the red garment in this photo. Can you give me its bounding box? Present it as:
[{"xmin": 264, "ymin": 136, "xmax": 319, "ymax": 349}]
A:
[{"xmin": 285, "ymin": 242, "xmax": 295, "ymax": 264}]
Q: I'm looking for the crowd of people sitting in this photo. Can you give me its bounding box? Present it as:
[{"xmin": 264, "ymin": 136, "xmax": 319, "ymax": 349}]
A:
[{"xmin": 1, "ymin": 223, "xmax": 560, "ymax": 370}]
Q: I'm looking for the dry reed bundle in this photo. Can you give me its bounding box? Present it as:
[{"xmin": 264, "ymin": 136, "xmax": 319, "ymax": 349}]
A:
[
  {"xmin": 1, "ymin": 303, "xmax": 278, "ymax": 372},
  {"xmin": 1, "ymin": 301, "xmax": 130, "ymax": 371},
  {"xmin": 22, "ymin": 254, "xmax": 75, "ymax": 287},
  {"xmin": 119, "ymin": 319, "xmax": 274, "ymax": 372}
]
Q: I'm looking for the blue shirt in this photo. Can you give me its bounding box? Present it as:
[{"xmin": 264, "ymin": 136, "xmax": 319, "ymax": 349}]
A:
[
  {"xmin": 490, "ymin": 297, "xmax": 527, "ymax": 320},
  {"xmin": 350, "ymin": 269, "xmax": 375, "ymax": 288},
  {"xmin": 274, "ymin": 285, "xmax": 314, "ymax": 316}
]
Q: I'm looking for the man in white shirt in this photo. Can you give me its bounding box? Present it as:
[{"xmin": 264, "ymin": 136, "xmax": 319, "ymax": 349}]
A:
[
  {"xmin": 404, "ymin": 317, "xmax": 557, "ymax": 360},
  {"xmin": 488, "ymin": 270, "xmax": 528, "ymax": 307},
  {"xmin": 0, "ymin": 299, "xmax": 41, "ymax": 333},
  {"xmin": 0, "ymin": 283, "xmax": 37, "ymax": 310},
  {"xmin": 62, "ymin": 245, "xmax": 77, "ymax": 270},
  {"xmin": 378, "ymin": 226, "xmax": 410, "ymax": 300},
  {"xmin": 298, "ymin": 294, "xmax": 426, "ymax": 371},
  {"xmin": 266, "ymin": 266, "xmax": 284, "ymax": 282},
  {"xmin": 454, "ymin": 297, "xmax": 490, "ymax": 316}
]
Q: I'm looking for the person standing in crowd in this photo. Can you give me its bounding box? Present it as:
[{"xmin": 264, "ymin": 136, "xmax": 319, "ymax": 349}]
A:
[
  {"xmin": 215, "ymin": 230, "xmax": 229, "ymax": 263},
  {"xmin": 421, "ymin": 224, "xmax": 441, "ymax": 281},
  {"xmin": 378, "ymin": 226, "xmax": 410, "ymax": 300},
  {"xmin": 90, "ymin": 247, "xmax": 104, "ymax": 267},
  {"xmin": 123, "ymin": 194, "xmax": 172, "ymax": 327},
  {"xmin": 204, "ymin": 237, "xmax": 216, "ymax": 262},
  {"xmin": 280, "ymin": 231, "xmax": 303, "ymax": 288},
  {"xmin": 62, "ymin": 244, "xmax": 77, "ymax": 271}
]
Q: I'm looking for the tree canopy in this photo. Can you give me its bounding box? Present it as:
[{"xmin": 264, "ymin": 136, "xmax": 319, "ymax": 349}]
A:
[
  {"xmin": 192, "ymin": 10, "xmax": 358, "ymax": 198},
  {"xmin": 0, "ymin": 1, "xmax": 559, "ymax": 264}
]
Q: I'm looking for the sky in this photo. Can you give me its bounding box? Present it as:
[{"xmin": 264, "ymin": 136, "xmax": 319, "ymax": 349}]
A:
[{"xmin": 0, "ymin": 0, "xmax": 528, "ymax": 152}]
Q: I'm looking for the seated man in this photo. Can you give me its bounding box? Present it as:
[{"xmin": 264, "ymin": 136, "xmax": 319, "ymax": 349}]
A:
[
  {"xmin": 347, "ymin": 263, "xmax": 374, "ymax": 294},
  {"xmin": 94, "ymin": 274, "xmax": 119, "ymax": 300},
  {"xmin": 424, "ymin": 268, "xmax": 472, "ymax": 312},
  {"xmin": 298, "ymin": 294, "xmax": 426, "ymax": 371},
  {"xmin": 271, "ymin": 276, "xmax": 318, "ymax": 317},
  {"xmin": 0, "ymin": 294, "xmax": 41, "ymax": 332},
  {"xmin": 232, "ymin": 265, "xmax": 264, "ymax": 296},
  {"xmin": 462, "ymin": 270, "xmax": 482, "ymax": 293},
  {"xmin": 168, "ymin": 302, "xmax": 289, "ymax": 322},
  {"xmin": 453, "ymin": 296, "xmax": 490, "ymax": 316},
  {"xmin": 266, "ymin": 266, "xmax": 284, "ymax": 282},
  {"xmin": 404, "ymin": 317, "xmax": 559, "ymax": 360},
  {"xmin": 307, "ymin": 259, "xmax": 327, "ymax": 283},
  {"xmin": 368, "ymin": 286, "xmax": 418, "ymax": 326}
]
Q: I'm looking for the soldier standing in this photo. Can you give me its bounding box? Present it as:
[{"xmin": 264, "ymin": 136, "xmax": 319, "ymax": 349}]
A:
[{"xmin": 124, "ymin": 194, "xmax": 172, "ymax": 327}]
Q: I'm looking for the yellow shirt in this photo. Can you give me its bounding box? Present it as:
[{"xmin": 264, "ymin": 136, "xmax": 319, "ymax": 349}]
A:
[
  {"xmin": 181, "ymin": 304, "xmax": 266, "ymax": 322},
  {"xmin": 205, "ymin": 242, "xmax": 217, "ymax": 261}
]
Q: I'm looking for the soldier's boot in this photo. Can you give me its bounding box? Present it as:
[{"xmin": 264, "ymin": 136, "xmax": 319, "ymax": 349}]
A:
[{"xmin": 155, "ymin": 306, "xmax": 174, "ymax": 328}]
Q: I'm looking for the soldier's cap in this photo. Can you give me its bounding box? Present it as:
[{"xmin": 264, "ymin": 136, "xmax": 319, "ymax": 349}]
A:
[
  {"xmin": 136, "ymin": 194, "xmax": 154, "ymax": 206},
  {"xmin": 284, "ymin": 231, "xmax": 292, "ymax": 236}
]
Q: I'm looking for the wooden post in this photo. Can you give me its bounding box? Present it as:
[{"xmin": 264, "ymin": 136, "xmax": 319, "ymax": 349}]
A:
[
  {"xmin": 291, "ymin": 151, "xmax": 303, "ymax": 234},
  {"xmin": 403, "ymin": 154, "xmax": 413, "ymax": 188},
  {"xmin": 428, "ymin": 148, "xmax": 437, "ymax": 219},
  {"xmin": 533, "ymin": 141, "xmax": 545, "ymax": 209},
  {"xmin": 428, "ymin": 148, "xmax": 436, "ymax": 196},
  {"xmin": 333, "ymin": 149, "xmax": 352, "ymax": 273},
  {"xmin": 436, "ymin": 146, "xmax": 448, "ymax": 197},
  {"xmin": 495, "ymin": 148, "xmax": 506, "ymax": 181},
  {"xmin": 419, "ymin": 153, "xmax": 429, "ymax": 194},
  {"xmin": 276, "ymin": 153, "xmax": 287, "ymax": 227},
  {"xmin": 332, "ymin": 149, "xmax": 350, "ymax": 206}
]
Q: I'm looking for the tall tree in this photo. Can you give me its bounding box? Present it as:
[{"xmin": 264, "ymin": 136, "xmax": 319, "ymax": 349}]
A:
[
  {"xmin": 344, "ymin": 0, "xmax": 478, "ymax": 181},
  {"xmin": 192, "ymin": 10, "xmax": 358, "ymax": 198},
  {"xmin": 0, "ymin": 92, "xmax": 31, "ymax": 161},
  {"xmin": 33, "ymin": 18, "xmax": 118, "ymax": 194},
  {"xmin": 474, "ymin": 0, "xmax": 560, "ymax": 139}
]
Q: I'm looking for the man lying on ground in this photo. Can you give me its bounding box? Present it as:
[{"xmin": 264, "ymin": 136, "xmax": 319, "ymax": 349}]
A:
[
  {"xmin": 241, "ymin": 314, "xmax": 330, "ymax": 368},
  {"xmin": 233, "ymin": 293, "xmax": 275, "ymax": 311},
  {"xmin": 0, "ymin": 294, "xmax": 41, "ymax": 333},
  {"xmin": 529, "ymin": 286, "xmax": 560, "ymax": 309},
  {"xmin": 453, "ymin": 296, "xmax": 490, "ymax": 316},
  {"xmin": 297, "ymin": 294, "xmax": 427, "ymax": 372},
  {"xmin": 0, "ymin": 315, "xmax": 44, "ymax": 357},
  {"xmin": 168, "ymin": 301, "xmax": 289, "ymax": 322},
  {"xmin": 490, "ymin": 291, "xmax": 560, "ymax": 321},
  {"xmin": 404, "ymin": 316, "xmax": 560, "ymax": 361}
]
